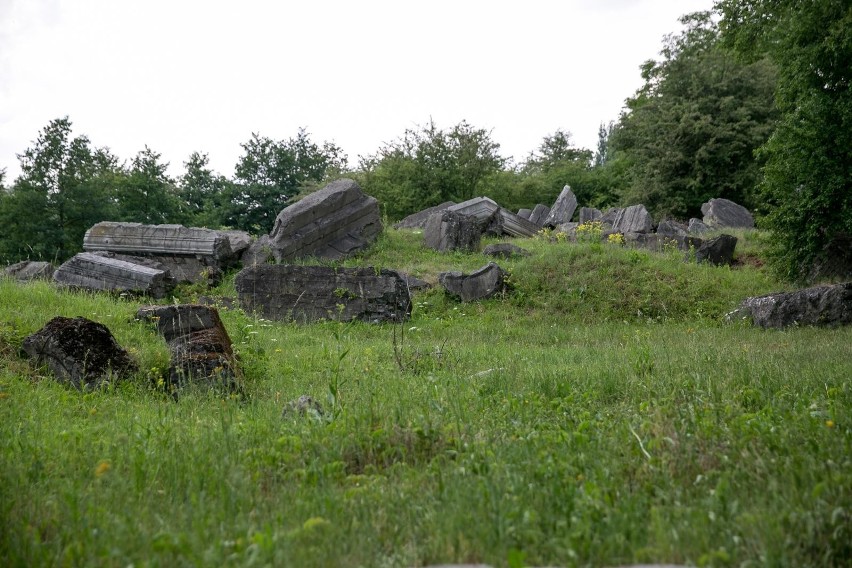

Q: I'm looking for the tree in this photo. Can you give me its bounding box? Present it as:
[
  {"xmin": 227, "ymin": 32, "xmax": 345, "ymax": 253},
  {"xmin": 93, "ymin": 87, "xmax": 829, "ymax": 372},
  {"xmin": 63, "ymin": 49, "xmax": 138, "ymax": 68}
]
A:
[
  {"xmin": 223, "ymin": 129, "xmax": 347, "ymax": 233},
  {"xmin": 520, "ymin": 130, "xmax": 601, "ymax": 207},
  {"xmin": 358, "ymin": 119, "xmax": 505, "ymax": 220},
  {"xmin": 716, "ymin": 0, "xmax": 852, "ymax": 282},
  {"xmin": 177, "ymin": 152, "xmax": 231, "ymax": 227},
  {"xmin": 0, "ymin": 117, "xmax": 119, "ymax": 263},
  {"xmin": 115, "ymin": 146, "xmax": 181, "ymax": 224},
  {"xmin": 611, "ymin": 12, "xmax": 778, "ymax": 219}
]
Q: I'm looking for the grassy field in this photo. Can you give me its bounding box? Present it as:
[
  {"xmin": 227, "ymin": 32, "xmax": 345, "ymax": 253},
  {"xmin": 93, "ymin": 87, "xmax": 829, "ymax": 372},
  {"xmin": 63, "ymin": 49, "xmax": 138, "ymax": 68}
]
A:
[{"xmin": 1, "ymin": 229, "xmax": 850, "ymax": 567}]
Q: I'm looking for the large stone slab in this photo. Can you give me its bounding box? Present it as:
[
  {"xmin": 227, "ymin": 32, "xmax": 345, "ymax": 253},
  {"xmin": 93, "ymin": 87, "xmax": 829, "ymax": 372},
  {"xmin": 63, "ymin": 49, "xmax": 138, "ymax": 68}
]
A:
[
  {"xmin": 701, "ymin": 198, "xmax": 754, "ymax": 229},
  {"xmin": 439, "ymin": 262, "xmax": 509, "ymax": 302},
  {"xmin": 483, "ymin": 243, "xmax": 531, "ymax": 259},
  {"xmin": 612, "ymin": 204, "xmax": 653, "ymax": 234},
  {"xmin": 235, "ymin": 265, "xmax": 411, "ymax": 323},
  {"xmin": 729, "ymin": 282, "xmax": 851, "ymax": 328},
  {"xmin": 424, "ymin": 210, "xmax": 482, "ymax": 252},
  {"xmin": 656, "ymin": 219, "xmax": 688, "ymax": 238},
  {"xmin": 517, "ymin": 208, "xmax": 532, "ymax": 220},
  {"xmin": 624, "ymin": 232, "xmax": 703, "ymax": 253},
  {"xmin": 688, "ymin": 218, "xmax": 711, "ymax": 235},
  {"xmin": 528, "ymin": 203, "xmax": 551, "ymax": 227},
  {"xmin": 695, "ymin": 234, "xmax": 737, "ymax": 266},
  {"xmin": 448, "ymin": 197, "xmax": 539, "ymax": 238},
  {"xmin": 393, "ymin": 201, "xmax": 456, "ymax": 229},
  {"xmin": 544, "ymin": 185, "xmax": 578, "ymax": 227},
  {"xmin": 22, "ymin": 316, "xmax": 137, "ymax": 388},
  {"xmin": 2, "ymin": 260, "xmax": 55, "ymax": 281},
  {"xmin": 54, "ymin": 252, "xmax": 173, "ymax": 298},
  {"xmin": 578, "ymin": 207, "xmax": 602, "ymax": 224},
  {"xmin": 268, "ymin": 178, "xmax": 382, "ymax": 262},
  {"xmin": 84, "ymin": 221, "xmax": 234, "ymax": 263}
]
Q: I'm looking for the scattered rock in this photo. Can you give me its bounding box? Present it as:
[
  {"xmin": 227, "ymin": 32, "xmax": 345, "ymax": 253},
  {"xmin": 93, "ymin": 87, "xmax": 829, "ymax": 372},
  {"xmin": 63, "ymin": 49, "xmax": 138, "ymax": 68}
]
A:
[
  {"xmin": 398, "ymin": 272, "xmax": 432, "ymax": 292},
  {"xmin": 282, "ymin": 395, "xmax": 324, "ymax": 418},
  {"xmin": 216, "ymin": 230, "xmax": 253, "ymax": 257},
  {"xmin": 268, "ymin": 178, "xmax": 382, "ymax": 262},
  {"xmin": 54, "ymin": 252, "xmax": 173, "ymax": 298},
  {"xmin": 555, "ymin": 222, "xmax": 579, "ymax": 238},
  {"xmin": 701, "ymin": 198, "xmax": 754, "ymax": 229},
  {"xmin": 439, "ymin": 262, "xmax": 510, "ymax": 302},
  {"xmin": 612, "ymin": 204, "xmax": 653, "ymax": 234},
  {"xmin": 22, "ymin": 316, "xmax": 137, "ymax": 388},
  {"xmin": 241, "ymin": 235, "xmax": 274, "ymax": 267},
  {"xmin": 600, "ymin": 207, "xmax": 622, "ymax": 230},
  {"xmin": 423, "ymin": 210, "xmax": 482, "ymax": 253},
  {"xmin": 517, "ymin": 208, "xmax": 532, "ymax": 220},
  {"xmin": 695, "ymin": 234, "xmax": 737, "ymax": 266},
  {"xmin": 528, "ymin": 203, "xmax": 551, "ymax": 227},
  {"xmin": 483, "ymin": 243, "xmax": 531, "ymax": 259},
  {"xmin": 579, "ymin": 207, "xmax": 603, "ymax": 224},
  {"xmin": 544, "ymin": 185, "xmax": 578, "ymax": 227},
  {"xmin": 2, "ymin": 260, "xmax": 55, "ymax": 281},
  {"xmin": 656, "ymin": 219, "xmax": 688, "ymax": 238},
  {"xmin": 448, "ymin": 197, "xmax": 539, "ymax": 238},
  {"xmin": 235, "ymin": 264, "xmax": 411, "ymax": 324},
  {"xmin": 729, "ymin": 282, "xmax": 851, "ymax": 328},
  {"xmin": 624, "ymin": 232, "xmax": 703, "ymax": 253},
  {"xmin": 688, "ymin": 218, "xmax": 711, "ymax": 235},
  {"xmin": 393, "ymin": 201, "xmax": 456, "ymax": 229}
]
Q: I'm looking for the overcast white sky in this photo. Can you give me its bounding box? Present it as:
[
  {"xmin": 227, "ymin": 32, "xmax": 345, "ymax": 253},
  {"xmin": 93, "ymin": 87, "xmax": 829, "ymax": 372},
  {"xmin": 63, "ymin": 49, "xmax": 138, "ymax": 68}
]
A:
[{"xmin": 1, "ymin": 0, "xmax": 714, "ymax": 182}]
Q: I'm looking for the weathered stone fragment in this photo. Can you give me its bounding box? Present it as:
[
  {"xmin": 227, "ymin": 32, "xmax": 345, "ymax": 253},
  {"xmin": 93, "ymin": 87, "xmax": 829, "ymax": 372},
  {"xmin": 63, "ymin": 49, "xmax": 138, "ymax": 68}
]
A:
[
  {"xmin": 579, "ymin": 207, "xmax": 603, "ymax": 224},
  {"xmin": 393, "ymin": 201, "xmax": 455, "ymax": 230},
  {"xmin": 84, "ymin": 221, "xmax": 234, "ymax": 263},
  {"xmin": 624, "ymin": 232, "xmax": 703, "ymax": 253},
  {"xmin": 528, "ymin": 204, "xmax": 551, "ymax": 227},
  {"xmin": 439, "ymin": 262, "xmax": 509, "ymax": 302},
  {"xmin": 54, "ymin": 252, "xmax": 172, "ymax": 298},
  {"xmin": 241, "ymin": 235, "xmax": 274, "ymax": 267},
  {"xmin": 656, "ymin": 219, "xmax": 688, "ymax": 238},
  {"xmin": 544, "ymin": 185, "xmax": 578, "ymax": 227},
  {"xmin": 517, "ymin": 208, "xmax": 532, "ymax": 220},
  {"xmin": 612, "ymin": 204, "xmax": 653, "ymax": 234},
  {"xmin": 448, "ymin": 197, "xmax": 539, "ymax": 238},
  {"xmin": 137, "ymin": 304, "xmax": 240, "ymax": 390},
  {"xmin": 695, "ymin": 234, "xmax": 737, "ymax": 266},
  {"xmin": 2, "ymin": 261, "xmax": 55, "ymax": 281},
  {"xmin": 483, "ymin": 243, "xmax": 531, "ymax": 259},
  {"xmin": 600, "ymin": 207, "xmax": 622, "ymax": 230},
  {"xmin": 235, "ymin": 265, "xmax": 411, "ymax": 324},
  {"xmin": 398, "ymin": 272, "xmax": 432, "ymax": 292},
  {"xmin": 556, "ymin": 222, "xmax": 579, "ymax": 237},
  {"xmin": 22, "ymin": 316, "xmax": 137, "ymax": 388},
  {"xmin": 423, "ymin": 210, "xmax": 481, "ymax": 252},
  {"xmin": 730, "ymin": 282, "xmax": 851, "ymax": 328},
  {"xmin": 688, "ymin": 218, "xmax": 711, "ymax": 235},
  {"xmin": 701, "ymin": 198, "xmax": 754, "ymax": 229},
  {"xmin": 268, "ymin": 178, "xmax": 382, "ymax": 262},
  {"xmin": 216, "ymin": 230, "xmax": 253, "ymax": 256}
]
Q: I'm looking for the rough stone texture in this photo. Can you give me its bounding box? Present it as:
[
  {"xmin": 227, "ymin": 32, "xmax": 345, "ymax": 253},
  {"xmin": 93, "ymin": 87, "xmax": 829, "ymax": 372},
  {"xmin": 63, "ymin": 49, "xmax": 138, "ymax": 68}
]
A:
[
  {"xmin": 84, "ymin": 221, "xmax": 235, "ymax": 262},
  {"xmin": 600, "ymin": 207, "xmax": 622, "ymax": 230},
  {"xmin": 423, "ymin": 210, "xmax": 481, "ymax": 253},
  {"xmin": 282, "ymin": 395, "xmax": 324, "ymax": 418},
  {"xmin": 555, "ymin": 222, "xmax": 579, "ymax": 237},
  {"xmin": 656, "ymin": 219, "xmax": 688, "ymax": 238},
  {"xmin": 695, "ymin": 234, "xmax": 737, "ymax": 266},
  {"xmin": 624, "ymin": 232, "xmax": 703, "ymax": 253},
  {"xmin": 235, "ymin": 264, "xmax": 412, "ymax": 324},
  {"xmin": 448, "ymin": 197, "xmax": 539, "ymax": 238},
  {"xmin": 54, "ymin": 252, "xmax": 173, "ymax": 298},
  {"xmin": 544, "ymin": 185, "xmax": 578, "ymax": 227},
  {"xmin": 483, "ymin": 243, "xmax": 531, "ymax": 259},
  {"xmin": 137, "ymin": 304, "xmax": 240, "ymax": 390},
  {"xmin": 579, "ymin": 207, "xmax": 603, "ymax": 224},
  {"xmin": 393, "ymin": 201, "xmax": 455, "ymax": 229},
  {"xmin": 2, "ymin": 260, "xmax": 55, "ymax": 281},
  {"xmin": 517, "ymin": 208, "xmax": 532, "ymax": 220},
  {"xmin": 439, "ymin": 262, "xmax": 509, "ymax": 302},
  {"xmin": 22, "ymin": 316, "xmax": 137, "ymax": 388},
  {"xmin": 688, "ymin": 218, "xmax": 711, "ymax": 235},
  {"xmin": 612, "ymin": 204, "xmax": 653, "ymax": 234},
  {"xmin": 398, "ymin": 272, "xmax": 432, "ymax": 292},
  {"xmin": 268, "ymin": 178, "xmax": 382, "ymax": 262},
  {"xmin": 216, "ymin": 230, "xmax": 253, "ymax": 256},
  {"xmin": 528, "ymin": 203, "xmax": 551, "ymax": 227},
  {"xmin": 241, "ymin": 235, "xmax": 274, "ymax": 267},
  {"xmin": 701, "ymin": 198, "xmax": 754, "ymax": 229},
  {"xmin": 730, "ymin": 282, "xmax": 851, "ymax": 329}
]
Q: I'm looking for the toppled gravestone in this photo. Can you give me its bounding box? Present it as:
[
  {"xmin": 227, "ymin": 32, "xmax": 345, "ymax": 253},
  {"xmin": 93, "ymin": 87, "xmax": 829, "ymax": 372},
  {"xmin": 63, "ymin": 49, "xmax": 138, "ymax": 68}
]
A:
[
  {"xmin": 424, "ymin": 210, "xmax": 481, "ymax": 253},
  {"xmin": 695, "ymin": 234, "xmax": 737, "ymax": 266},
  {"xmin": 54, "ymin": 252, "xmax": 173, "ymax": 298},
  {"xmin": 544, "ymin": 185, "xmax": 578, "ymax": 228},
  {"xmin": 393, "ymin": 201, "xmax": 455, "ymax": 230},
  {"xmin": 528, "ymin": 204, "xmax": 551, "ymax": 227},
  {"xmin": 448, "ymin": 197, "xmax": 539, "ymax": 238},
  {"xmin": 267, "ymin": 178, "xmax": 382, "ymax": 262},
  {"xmin": 483, "ymin": 243, "xmax": 531, "ymax": 259},
  {"xmin": 439, "ymin": 262, "xmax": 509, "ymax": 302},
  {"xmin": 701, "ymin": 198, "xmax": 754, "ymax": 229},
  {"xmin": 2, "ymin": 260, "xmax": 55, "ymax": 281},
  {"xmin": 579, "ymin": 207, "xmax": 602, "ymax": 224},
  {"xmin": 612, "ymin": 204, "xmax": 653, "ymax": 234},
  {"xmin": 136, "ymin": 304, "xmax": 241, "ymax": 391},
  {"xmin": 22, "ymin": 316, "xmax": 137, "ymax": 388},
  {"xmin": 729, "ymin": 282, "xmax": 851, "ymax": 328},
  {"xmin": 235, "ymin": 264, "xmax": 411, "ymax": 323}
]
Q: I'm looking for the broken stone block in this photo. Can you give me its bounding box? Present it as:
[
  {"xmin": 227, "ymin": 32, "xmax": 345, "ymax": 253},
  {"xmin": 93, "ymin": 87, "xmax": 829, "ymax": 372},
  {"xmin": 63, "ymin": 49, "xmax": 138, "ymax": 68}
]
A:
[
  {"xmin": 624, "ymin": 232, "xmax": 703, "ymax": 253},
  {"xmin": 439, "ymin": 262, "xmax": 510, "ymax": 302},
  {"xmin": 528, "ymin": 204, "xmax": 551, "ymax": 227},
  {"xmin": 235, "ymin": 265, "xmax": 411, "ymax": 324},
  {"xmin": 22, "ymin": 316, "xmax": 137, "ymax": 388},
  {"xmin": 84, "ymin": 221, "xmax": 235, "ymax": 263},
  {"xmin": 393, "ymin": 201, "xmax": 456, "ymax": 230},
  {"xmin": 137, "ymin": 304, "xmax": 240, "ymax": 391},
  {"xmin": 2, "ymin": 260, "xmax": 55, "ymax": 281},
  {"xmin": 398, "ymin": 272, "xmax": 432, "ymax": 292},
  {"xmin": 544, "ymin": 186, "xmax": 578, "ymax": 227},
  {"xmin": 423, "ymin": 210, "xmax": 481, "ymax": 253},
  {"xmin": 54, "ymin": 252, "xmax": 173, "ymax": 298},
  {"xmin": 517, "ymin": 208, "xmax": 532, "ymax": 220},
  {"xmin": 688, "ymin": 218, "xmax": 711, "ymax": 235},
  {"xmin": 612, "ymin": 204, "xmax": 653, "ymax": 234},
  {"xmin": 448, "ymin": 197, "xmax": 539, "ymax": 238},
  {"xmin": 241, "ymin": 235, "xmax": 274, "ymax": 267},
  {"xmin": 578, "ymin": 207, "xmax": 603, "ymax": 224},
  {"xmin": 729, "ymin": 282, "xmax": 851, "ymax": 329},
  {"xmin": 216, "ymin": 230, "xmax": 253, "ymax": 257},
  {"xmin": 268, "ymin": 178, "xmax": 382, "ymax": 262},
  {"xmin": 656, "ymin": 219, "xmax": 688, "ymax": 238},
  {"xmin": 701, "ymin": 198, "xmax": 754, "ymax": 229},
  {"xmin": 600, "ymin": 207, "xmax": 622, "ymax": 230},
  {"xmin": 695, "ymin": 234, "xmax": 737, "ymax": 266},
  {"xmin": 483, "ymin": 243, "xmax": 531, "ymax": 259}
]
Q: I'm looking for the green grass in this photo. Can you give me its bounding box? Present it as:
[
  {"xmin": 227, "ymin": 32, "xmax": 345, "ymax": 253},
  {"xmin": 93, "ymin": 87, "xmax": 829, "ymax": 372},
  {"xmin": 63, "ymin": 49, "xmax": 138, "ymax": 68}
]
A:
[{"xmin": 1, "ymin": 230, "xmax": 849, "ymax": 567}]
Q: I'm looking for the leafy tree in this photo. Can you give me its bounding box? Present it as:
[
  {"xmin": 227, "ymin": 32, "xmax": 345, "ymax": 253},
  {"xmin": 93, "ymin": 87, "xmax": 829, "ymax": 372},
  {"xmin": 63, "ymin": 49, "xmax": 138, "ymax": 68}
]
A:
[
  {"xmin": 224, "ymin": 129, "xmax": 347, "ymax": 233},
  {"xmin": 177, "ymin": 152, "xmax": 232, "ymax": 227},
  {"xmin": 358, "ymin": 120, "xmax": 505, "ymax": 220},
  {"xmin": 520, "ymin": 130, "xmax": 601, "ymax": 208},
  {"xmin": 716, "ymin": 0, "xmax": 852, "ymax": 282},
  {"xmin": 115, "ymin": 146, "xmax": 181, "ymax": 224},
  {"xmin": 611, "ymin": 11, "xmax": 778, "ymax": 219},
  {"xmin": 0, "ymin": 117, "xmax": 120, "ymax": 263}
]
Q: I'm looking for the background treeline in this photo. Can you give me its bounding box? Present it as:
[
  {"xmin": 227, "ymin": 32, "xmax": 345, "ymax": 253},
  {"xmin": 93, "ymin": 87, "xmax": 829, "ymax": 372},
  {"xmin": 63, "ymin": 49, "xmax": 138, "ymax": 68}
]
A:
[{"xmin": 1, "ymin": 2, "xmax": 849, "ymax": 283}]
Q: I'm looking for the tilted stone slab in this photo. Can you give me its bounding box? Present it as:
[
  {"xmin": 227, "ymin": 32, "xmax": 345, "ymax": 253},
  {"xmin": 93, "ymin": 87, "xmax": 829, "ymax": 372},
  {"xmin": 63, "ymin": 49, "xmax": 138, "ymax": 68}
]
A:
[
  {"xmin": 216, "ymin": 230, "xmax": 253, "ymax": 256},
  {"xmin": 394, "ymin": 201, "xmax": 456, "ymax": 229},
  {"xmin": 579, "ymin": 207, "xmax": 602, "ymax": 224},
  {"xmin": 54, "ymin": 252, "xmax": 172, "ymax": 298},
  {"xmin": 448, "ymin": 197, "xmax": 539, "ymax": 238},
  {"xmin": 544, "ymin": 185, "xmax": 578, "ymax": 227},
  {"xmin": 84, "ymin": 222, "xmax": 234, "ymax": 262},
  {"xmin": 2, "ymin": 260, "xmax": 55, "ymax": 281},
  {"xmin": 423, "ymin": 210, "xmax": 482, "ymax": 252},
  {"xmin": 729, "ymin": 282, "xmax": 851, "ymax": 329},
  {"xmin": 268, "ymin": 178, "xmax": 382, "ymax": 262},
  {"xmin": 688, "ymin": 218, "xmax": 711, "ymax": 235},
  {"xmin": 701, "ymin": 198, "xmax": 754, "ymax": 229},
  {"xmin": 656, "ymin": 219, "xmax": 688, "ymax": 238},
  {"xmin": 439, "ymin": 262, "xmax": 510, "ymax": 302},
  {"xmin": 612, "ymin": 204, "xmax": 653, "ymax": 234},
  {"xmin": 517, "ymin": 208, "xmax": 532, "ymax": 220},
  {"xmin": 528, "ymin": 204, "xmax": 551, "ymax": 227},
  {"xmin": 235, "ymin": 264, "xmax": 411, "ymax": 324},
  {"xmin": 695, "ymin": 234, "xmax": 737, "ymax": 266},
  {"xmin": 600, "ymin": 207, "xmax": 621, "ymax": 230}
]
